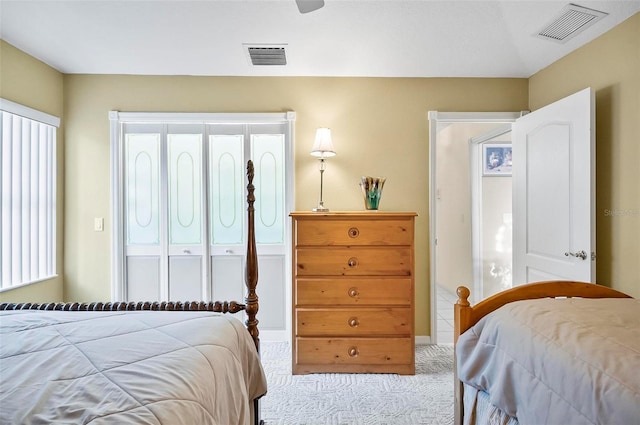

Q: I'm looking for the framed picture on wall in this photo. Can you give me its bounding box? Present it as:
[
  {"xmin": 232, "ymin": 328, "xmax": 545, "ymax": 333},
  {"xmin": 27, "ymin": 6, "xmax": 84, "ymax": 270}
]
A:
[{"xmin": 483, "ymin": 144, "xmax": 512, "ymax": 176}]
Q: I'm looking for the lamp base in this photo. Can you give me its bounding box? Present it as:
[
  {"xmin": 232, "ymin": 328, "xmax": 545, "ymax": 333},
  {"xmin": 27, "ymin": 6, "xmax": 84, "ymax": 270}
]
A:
[{"xmin": 312, "ymin": 206, "xmax": 329, "ymax": 212}]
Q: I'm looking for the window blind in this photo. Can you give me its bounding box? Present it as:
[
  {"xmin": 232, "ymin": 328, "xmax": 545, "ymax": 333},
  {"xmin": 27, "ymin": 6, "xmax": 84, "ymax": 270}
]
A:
[{"xmin": 1, "ymin": 99, "xmax": 58, "ymax": 289}]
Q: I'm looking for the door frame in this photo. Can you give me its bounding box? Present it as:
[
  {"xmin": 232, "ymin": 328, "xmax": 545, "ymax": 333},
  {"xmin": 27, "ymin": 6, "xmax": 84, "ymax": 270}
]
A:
[
  {"xmin": 109, "ymin": 112, "xmax": 296, "ymax": 336},
  {"xmin": 427, "ymin": 111, "xmax": 522, "ymax": 344}
]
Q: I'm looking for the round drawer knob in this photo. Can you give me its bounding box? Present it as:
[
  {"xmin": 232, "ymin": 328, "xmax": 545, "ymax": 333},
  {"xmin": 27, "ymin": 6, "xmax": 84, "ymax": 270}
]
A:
[
  {"xmin": 347, "ymin": 257, "xmax": 358, "ymax": 268},
  {"xmin": 348, "ymin": 347, "xmax": 359, "ymax": 357},
  {"xmin": 348, "ymin": 227, "xmax": 360, "ymax": 238},
  {"xmin": 348, "ymin": 287, "xmax": 359, "ymax": 298},
  {"xmin": 348, "ymin": 317, "xmax": 359, "ymax": 327}
]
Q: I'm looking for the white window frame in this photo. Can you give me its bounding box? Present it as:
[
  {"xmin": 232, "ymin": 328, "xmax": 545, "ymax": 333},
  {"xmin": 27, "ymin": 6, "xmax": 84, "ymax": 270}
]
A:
[{"xmin": 0, "ymin": 98, "xmax": 60, "ymax": 291}]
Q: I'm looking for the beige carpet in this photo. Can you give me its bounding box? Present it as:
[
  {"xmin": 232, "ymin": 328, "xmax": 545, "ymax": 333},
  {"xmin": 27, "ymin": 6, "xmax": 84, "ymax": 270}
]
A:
[{"xmin": 260, "ymin": 342, "xmax": 454, "ymax": 425}]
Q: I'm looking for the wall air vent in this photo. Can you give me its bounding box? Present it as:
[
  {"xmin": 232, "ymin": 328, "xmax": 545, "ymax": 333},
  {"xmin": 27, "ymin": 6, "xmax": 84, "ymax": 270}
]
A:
[
  {"xmin": 244, "ymin": 44, "xmax": 287, "ymax": 66},
  {"xmin": 535, "ymin": 3, "xmax": 608, "ymax": 43}
]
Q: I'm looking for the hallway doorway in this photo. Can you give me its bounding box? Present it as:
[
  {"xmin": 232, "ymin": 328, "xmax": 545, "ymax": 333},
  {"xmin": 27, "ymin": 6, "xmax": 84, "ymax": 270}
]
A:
[{"xmin": 428, "ymin": 112, "xmax": 520, "ymax": 344}]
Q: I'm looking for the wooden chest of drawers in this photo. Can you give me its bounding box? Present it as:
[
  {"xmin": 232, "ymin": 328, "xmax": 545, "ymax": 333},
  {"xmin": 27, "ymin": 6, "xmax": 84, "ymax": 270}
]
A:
[{"xmin": 290, "ymin": 212, "xmax": 416, "ymax": 375}]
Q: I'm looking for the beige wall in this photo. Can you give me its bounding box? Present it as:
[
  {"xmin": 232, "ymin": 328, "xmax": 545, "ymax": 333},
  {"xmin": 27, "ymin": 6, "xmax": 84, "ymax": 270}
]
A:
[
  {"xmin": 529, "ymin": 12, "xmax": 640, "ymax": 298},
  {"xmin": 63, "ymin": 75, "xmax": 528, "ymax": 335},
  {"xmin": 0, "ymin": 41, "xmax": 65, "ymax": 303}
]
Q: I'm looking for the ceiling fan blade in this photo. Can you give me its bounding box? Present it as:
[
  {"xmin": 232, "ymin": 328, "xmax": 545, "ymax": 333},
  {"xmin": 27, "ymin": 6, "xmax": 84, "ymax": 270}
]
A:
[{"xmin": 296, "ymin": 0, "xmax": 325, "ymax": 14}]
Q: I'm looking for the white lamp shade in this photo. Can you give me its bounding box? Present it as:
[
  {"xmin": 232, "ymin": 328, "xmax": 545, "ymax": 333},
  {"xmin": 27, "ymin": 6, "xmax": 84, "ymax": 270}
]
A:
[{"xmin": 310, "ymin": 128, "xmax": 336, "ymax": 158}]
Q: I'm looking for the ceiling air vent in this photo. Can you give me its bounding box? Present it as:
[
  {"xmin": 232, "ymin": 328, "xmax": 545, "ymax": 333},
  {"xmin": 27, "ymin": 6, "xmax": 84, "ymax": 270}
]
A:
[
  {"xmin": 244, "ymin": 44, "xmax": 287, "ymax": 66},
  {"xmin": 536, "ymin": 3, "xmax": 608, "ymax": 43}
]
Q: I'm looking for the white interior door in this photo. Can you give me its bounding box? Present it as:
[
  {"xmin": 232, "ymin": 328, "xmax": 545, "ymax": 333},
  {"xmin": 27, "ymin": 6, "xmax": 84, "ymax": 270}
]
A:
[
  {"xmin": 209, "ymin": 125, "xmax": 247, "ymax": 317},
  {"xmin": 512, "ymin": 88, "xmax": 595, "ymax": 284},
  {"xmin": 166, "ymin": 126, "xmax": 206, "ymax": 301},
  {"xmin": 249, "ymin": 125, "xmax": 288, "ymax": 331},
  {"xmin": 124, "ymin": 124, "xmax": 165, "ymax": 301}
]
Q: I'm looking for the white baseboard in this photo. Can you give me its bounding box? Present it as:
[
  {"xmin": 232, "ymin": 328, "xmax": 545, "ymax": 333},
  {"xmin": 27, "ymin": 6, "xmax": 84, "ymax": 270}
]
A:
[
  {"xmin": 415, "ymin": 335, "xmax": 432, "ymax": 345},
  {"xmin": 260, "ymin": 330, "xmax": 288, "ymax": 342}
]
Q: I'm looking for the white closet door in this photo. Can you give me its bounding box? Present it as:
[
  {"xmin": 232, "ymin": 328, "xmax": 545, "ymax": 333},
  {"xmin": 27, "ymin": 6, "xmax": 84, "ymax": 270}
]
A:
[
  {"xmin": 123, "ymin": 124, "xmax": 163, "ymax": 301},
  {"xmin": 209, "ymin": 125, "xmax": 246, "ymax": 310},
  {"xmin": 119, "ymin": 116, "xmax": 291, "ymax": 331},
  {"xmin": 251, "ymin": 124, "xmax": 287, "ymax": 330},
  {"xmin": 167, "ymin": 125, "xmax": 206, "ymax": 301}
]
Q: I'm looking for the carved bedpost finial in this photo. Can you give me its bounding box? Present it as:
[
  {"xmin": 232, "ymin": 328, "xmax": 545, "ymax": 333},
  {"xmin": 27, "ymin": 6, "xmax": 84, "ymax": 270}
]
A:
[
  {"xmin": 454, "ymin": 286, "xmax": 472, "ymax": 346},
  {"xmin": 247, "ymin": 160, "xmax": 255, "ymax": 189},
  {"xmin": 456, "ymin": 286, "xmax": 470, "ymax": 307},
  {"xmin": 245, "ymin": 160, "xmax": 260, "ymax": 351}
]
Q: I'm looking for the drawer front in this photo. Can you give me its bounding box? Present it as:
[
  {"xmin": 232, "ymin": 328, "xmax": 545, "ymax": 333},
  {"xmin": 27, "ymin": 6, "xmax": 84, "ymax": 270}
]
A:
[
  {"xmin": 295, "ymin": 219, "xmax": 413, "ymax": 246},
  {"xmin": 295, "ymin": 278, "xmax": 412, "ymax": 306},
  {"xmin": 296, "ymin": 308, "xmax": 411, "ymax": 336},
  {"xmin": 295, "ymin": 247, "xmax": 411, "ymax": 276},
  {"xmin": 296, "ymin": 337, "xmax": 412, "ymax": 366}
]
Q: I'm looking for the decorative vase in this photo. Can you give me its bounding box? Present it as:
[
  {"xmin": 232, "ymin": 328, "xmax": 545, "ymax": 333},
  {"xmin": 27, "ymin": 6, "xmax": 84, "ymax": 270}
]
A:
[{"xmin": 359, "ymin": 176, "xmax": 386, "ymax": 210}]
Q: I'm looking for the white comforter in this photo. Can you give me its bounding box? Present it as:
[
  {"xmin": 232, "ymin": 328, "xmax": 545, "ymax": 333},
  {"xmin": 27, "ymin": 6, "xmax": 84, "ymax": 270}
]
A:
[
  {"xmin": 456, "ymin": 297, "xmax": 640, "ymax": 425},
  {"xmin": 0, "ymin": 310, "xmax": 267, "ymax": 425}
]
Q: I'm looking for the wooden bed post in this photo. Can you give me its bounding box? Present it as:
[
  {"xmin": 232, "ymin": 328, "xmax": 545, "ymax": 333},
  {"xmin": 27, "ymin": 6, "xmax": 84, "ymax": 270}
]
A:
[
  {"xmin": 245, "ymin": 160, "xmax": 260, "ymax": 352},
  {"xmin": 454, "ymin": 286, "xmax": 472, "ymax": 425},
  {"xmin": 245, "ymin": 160, "xmax": 265, "ymax": 425},
  {"xmin": 454, "ymin": 286, "xmax": 472, "ymax": 344}
]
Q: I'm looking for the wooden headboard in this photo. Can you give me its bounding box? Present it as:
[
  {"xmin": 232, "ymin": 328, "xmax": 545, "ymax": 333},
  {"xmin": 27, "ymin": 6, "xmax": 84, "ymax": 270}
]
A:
[{"xmin": 454, "ymin": 280, "xmax": 632, "ymax": 343}]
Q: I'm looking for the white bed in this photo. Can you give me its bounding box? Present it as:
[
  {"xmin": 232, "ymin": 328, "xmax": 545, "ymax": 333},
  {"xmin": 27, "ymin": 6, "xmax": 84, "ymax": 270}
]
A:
[
  {"xmin": 0, "ymin": 160, "xmax": 266, "ymax": 425},
  {"xmin": 454, "ymin": 281, "xmax": 639, "ymax": 425},
  {"xmin": 0, "ymin": 310, "xmax": 266, "ymax": 424}
]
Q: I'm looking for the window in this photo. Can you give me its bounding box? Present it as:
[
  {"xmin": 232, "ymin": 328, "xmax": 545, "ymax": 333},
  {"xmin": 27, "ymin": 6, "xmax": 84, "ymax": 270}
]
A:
[{"xmin": 0, "ymin": 99, "xmax": 59, "ymax": 290}]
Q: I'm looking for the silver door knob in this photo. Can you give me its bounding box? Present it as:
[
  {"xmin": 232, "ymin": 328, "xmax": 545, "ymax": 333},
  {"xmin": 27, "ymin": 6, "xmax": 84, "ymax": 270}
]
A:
[{"xmin": 564, "ymin": 250, "xmax": 587, "ymax": 260}]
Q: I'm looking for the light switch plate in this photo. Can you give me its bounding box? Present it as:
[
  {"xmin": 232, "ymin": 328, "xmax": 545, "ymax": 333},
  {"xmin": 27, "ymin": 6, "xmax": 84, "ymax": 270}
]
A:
[{"xmin": 94, "ymin": 217, "xmax": 104, "ymax": 232}]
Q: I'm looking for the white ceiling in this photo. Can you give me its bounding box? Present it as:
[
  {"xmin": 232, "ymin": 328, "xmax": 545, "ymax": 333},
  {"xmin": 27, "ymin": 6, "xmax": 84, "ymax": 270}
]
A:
[{"xmin": 1, "ymin": 0, "xmax": 639, "ymax": 78}]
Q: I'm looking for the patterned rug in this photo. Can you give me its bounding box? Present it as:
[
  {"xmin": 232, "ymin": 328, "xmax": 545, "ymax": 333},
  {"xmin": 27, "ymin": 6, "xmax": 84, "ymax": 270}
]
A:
[{"xmin": 260, "ymin": 342, "xmax": 454, "ymax": 425}]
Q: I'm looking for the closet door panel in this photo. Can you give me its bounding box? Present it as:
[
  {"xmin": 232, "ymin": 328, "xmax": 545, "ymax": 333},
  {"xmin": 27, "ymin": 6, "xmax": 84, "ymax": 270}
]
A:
[
  {"xmin": 209, "ymin": 132, "xmax": 245, "ymax": 309},
  {"xmin": 209, "ymin": 133, "xmax": 244, "ymax": 246},
  {"xmin": 251, "ymin": 131, "xmax": 285, "ymax": 246},
  {"xmin": 167, "ymin": 132, "xmax": 203, "ymax": 247},
  {"xmin": 169, "ymin": 256, "xmax": 202, "ymax": 301},
  {"xmin": 127, "ymin": 256, "xmax": 161, "ymax": 301},
  {"xmin": 166, "ymin": 128, "xmax": 206, "ymax": 301},
  {"xmin": 123, "ymin": 125, "xmax": 164, "ymax": 300},
  {"xmin": 256, "ymin": 255, "xmax": 286, "ymax": 330},
  {"xmin": 125, "ymin": 133, "xmax": 161, "ymax": 246}
]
